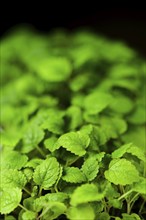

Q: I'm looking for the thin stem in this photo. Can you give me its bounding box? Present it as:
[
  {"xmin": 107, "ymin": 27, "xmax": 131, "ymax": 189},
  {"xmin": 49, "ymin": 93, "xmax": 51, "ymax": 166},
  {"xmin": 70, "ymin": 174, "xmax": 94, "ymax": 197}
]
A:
[
  {"xmin": 66, "ymin": 156, "xmax": 80, "ymax": 166},
  {"xmin": 36, "ymin": 146, "xmax": 46, "ymax": 158},
  {"xmin": 127, "ymin": 201, "xmax": 131, "ymax": 214},
  {"xmin": 129, "ymin": 193, "xmax": 139, "ymax": 211},
  {"xmin": 38, "ymin": 205, "xmax": 50, "ymax": 219},
  {"xmin": 23, "ymin": 187, "xmax": 31, "ymax": 195},
  {"xmin": 18, "ymin": 204, "xmax": 28, "ymax": 212},
  {"xmin": 38, "ymin": 186, "xmax": 42, "ymax": 197},
  {"xmin": 118, "ymin": 189, "xmax": 133, "ymax": 201},
  {"xmin": 139, "ymin": 199, "xmax": 146, "ymax": 214},
  {"xmin": 102, "ymin": 198, "xmax": 107, "ymax": 212}
]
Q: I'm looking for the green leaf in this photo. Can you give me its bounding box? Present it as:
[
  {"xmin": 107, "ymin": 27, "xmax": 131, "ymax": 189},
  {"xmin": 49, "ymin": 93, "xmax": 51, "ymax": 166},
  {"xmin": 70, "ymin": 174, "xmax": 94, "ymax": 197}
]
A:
[
  {"xmin": 105, "ymin": 183, "xmax": 120, "ymax": 199},
  {"xmin": 109, "ymin": 64, "xmax": 138, "ymax": 78},
  {"xmin": 36, "ymin": 57, "xmax": 72, "ymax": 82},
  {"xmin": 62, "ymin": 167, "xmax": 86, "ymax": 183},
  {"xmin": 23, "ymin": 197, "xmax": 35, "ymax": 211},
  {"xmin": 4, "ymin": 216, "xmax": 16, "ymax": 220},
  {"xmin": 81, "ymin": 157, "xmax": 99, "ymax": 181},
  {"xmin": 40, "ymin": 110, "xmax": 64, "ymax": 134},
  {"xmin": 44, "ymin": 136, "xmax": 58, "ymax": 152},
  {"xmin": 98, "ymin": 212, "xmax": 110, "ymax": 220},
  {"xmin": 1, "ymin": 150, "xmax": 28, "ymax": 169},
  {"xmin": 70, "ymin": 183, "xmax": 104, "ymax": 206},
  {"xmin": 1, "ymin": 169, "xmax": 27, "ymax": 189},
  {"xmin": 66, "ymin": 105, "xmax": 83, "ymax": 130},
  {"xmin": 112, "ymin": 143, "xmax": 146, "ymax": 162},
  {"xmin": 33, "ymin": 157, "xmax": 60, "ymax": 189},
  {"xmin": 104, "ymin": 159, "xmax": 140, "ymax": 185},
  {"xmin": 128, "ymin": 105, "xmax": 146, "ymax": 124},
  {"xmin": 122, "ymin": 213, "xmax": 141, "ymax": 220},
  {"xmin": 132, "ymin": 177, "xmax": 146, "ymax": 194},
  {"xmin": 22, "ymin": 211, "xmax": 37, "ymax": 220},
  {"xmin": 67, "ymin": 204, "xmax": 95, "ymax": 220},
  {"xmin": 69, "ymin": 73, "xmax": 90, "ymax": 91},
  {"xmin": 108, "ymin": 199, "xmax": 122, "ymax": 209},
  {"xmin": 0, "ymin": 187, "xmax": 22, "ymax": 214},
  {"xmin": 54, "ymin": 131, "xmax": 90, "ymax": 156},
  {"xmin": 110, "ymin": 94, "xmax": 134, "ymax": 114},
  {"xmin": 34, "ymin": 193, "xmax": 68, "ymax": 212},
  {"xmin": 100, "ymin": 116, "xmax": 127, "ymax": 139},
  {"xmin": 122, "ymin": 126, "xmax": 145, "ymax": 151},
  {"xmin": 22, "ymin": 168, "xmax": 33, "ymax": 182},
  {"xmin": 40, "ymin": 202, "xmax": 67, "ymax": 220},
  {"xmin": 24, "ymin": 158, "xmax": 43, "ymax": 169},
  {"xmin": 22, "ymin": 125, "xmax": 44, "ymax": 153},
  {"xmin": 84, "ymin": 92, "xmax": 112, "ymax": 114}
]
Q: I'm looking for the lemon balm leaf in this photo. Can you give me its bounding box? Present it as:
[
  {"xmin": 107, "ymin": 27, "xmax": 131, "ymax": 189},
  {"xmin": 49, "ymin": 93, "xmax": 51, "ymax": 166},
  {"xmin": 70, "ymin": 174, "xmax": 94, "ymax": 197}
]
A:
[
  {"xmin": 104, "ymin": 159, "xmax": 140, "ymax": 185},
  {"xmin": 22, "ymin": 125, "xmax": 45, "ymax": 153},
  {"xmin": 84, "ymin": 92, "xmax": 112, "ymax": 114},
  {"xmin": 70, "ymin": 183, "xmax": 104, "ymax": 206},
  {"xmin": 33, "ymin": 157, "xmax": 60, "ymax": 189},
  {"xmin": 1, "ymin": 150, "xmax": 28, "ymax": 169},
  {"xmin": 0, "ymin": 187, "xmax": 22, "ymax": 214},
  {"xmin": 54, "ymin": 131, "xmax": 90, "ymax": 156},
  {"xmin": 67, "ymin": 204, "xmax": 95, "ymax": 220},
  {"xmin": 1, "ymin": 169, "xmax": 27, "ymax": 189},
  {"xmin": 36, "ymin": 57, "xmax": 72, "ymax": 82},
  {"xmin": 81, "ymin": 157, "xmax": 99, "ymax": 181},
  {"xmin": 112, "ymin": 143, "xmax": 146, "ymax": 162},
  {"xmin": 62, "ymin": 167, "xmax": 86, "ymax": 183}
]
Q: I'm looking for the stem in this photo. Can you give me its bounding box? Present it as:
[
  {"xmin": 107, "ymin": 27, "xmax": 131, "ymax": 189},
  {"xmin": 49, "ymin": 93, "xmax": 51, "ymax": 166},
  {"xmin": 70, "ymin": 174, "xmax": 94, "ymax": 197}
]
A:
[
  {"xmin": 66, "ymin": 156, "xmax": 80, "ymax": 166},
  {"xmin": 127, "ymin": 201, "xmax": 131, "ymax": 214},
  {"xmin": 23, "ymin": 187, "xmax": 31, "ymax": 195},
  {"xmin": 38, "ymin": 205, "xmax": 50, "ymax": 219},
  {"xmin": 129, "ymin": 193, "xmax": 139, "ymax": 211},
  {"xmin": 18, "ymin": 204, "xmax": 28, "ymax": 212},
  {"xmin": 139, "ymin": 199, "xmax": 146, "ymax": 214},
  {"xmin": 38, "ymin": 186, "xmax": 42, "ymax": 197},
  {"xmin": 54, "ymin": 184, "xmax": 58, "ymax": 193},
  {"xmin": 36, "ymin": 146, "xmax": 46, "ymax": 158},
  {"xmin": 118, "ymin": 189, "xmax": 133, "ymax": 201},
  {"xmin": 102, "ymin": 198, "xmax": 107, "ymax": 212}
]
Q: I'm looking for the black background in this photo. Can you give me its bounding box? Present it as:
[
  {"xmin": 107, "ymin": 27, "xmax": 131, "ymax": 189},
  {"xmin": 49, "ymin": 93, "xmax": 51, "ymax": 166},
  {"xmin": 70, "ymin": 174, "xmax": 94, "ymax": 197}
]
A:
[{"xmin": 1, "ymin": 7, "xmax": 146, "ymax": 57}]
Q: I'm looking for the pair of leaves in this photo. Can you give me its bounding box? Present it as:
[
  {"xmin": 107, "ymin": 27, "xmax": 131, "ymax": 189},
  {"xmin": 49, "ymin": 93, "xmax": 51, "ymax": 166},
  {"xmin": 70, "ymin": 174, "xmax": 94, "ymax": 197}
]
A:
[{"xmin": 62, "ymin": 157, "xmax": 99, "ymax": 183}]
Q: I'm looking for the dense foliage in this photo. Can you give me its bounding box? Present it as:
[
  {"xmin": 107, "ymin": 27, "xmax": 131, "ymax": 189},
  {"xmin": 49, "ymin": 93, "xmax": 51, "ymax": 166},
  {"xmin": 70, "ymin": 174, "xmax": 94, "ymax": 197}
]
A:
[{"xmin": 0, "ymin": 28, "xmax": 146, "ymax": 220}]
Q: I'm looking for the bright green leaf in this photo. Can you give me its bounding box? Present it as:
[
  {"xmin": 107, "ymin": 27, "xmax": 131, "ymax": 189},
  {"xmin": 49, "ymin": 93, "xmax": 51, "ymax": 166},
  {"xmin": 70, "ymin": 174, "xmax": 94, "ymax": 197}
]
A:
[
  {"xmin": 62, "ymin": 167, "xmax": 86, "ymax": 183},
  {"xmin": 33, "ymin": 157, "xmax": 60, "ymax": 189},
  {"xmin": 81, "ymin": 157, "xmax": 99, "ymax": 181},
  {"xmin": 67, "ymin": 204, "xmax": 95, "ymax": 220},
  {"xmin": 44, "ymin": 136, "xmax": 58, "ymax": 152},
  {"xmin": 66, "ymin": 105, "xmax": 83, "ymax": 130},
  {"xmin": 1, "ymin": 169, "xmax": 27, "ymax": 189},
  {"xmin": 84, "ymin": 92, "xmax": 112, "ymax": 114},
  {"xmin": 112, "ymin": 143, "xmax": 146, "ymax": 162},
  {"xmin": 132, "ymin": 177, "xmax": 146, "ymax": 194},
  {"xmin": 36, "ymin": 57, "xmax": 72, "ymax": 82},
  {"xmin": 105, "ymin": 159, "xmax": 140, "ymax": 185},
  {"xmin": 22, "ymin": 211, "xmax": 37, "ymax": 220},
  {"xmin": 0, "ymin": 187, "xmax": 22, "ymax": 214},
  {"xmin": 70, "ymin": 183, "xmax": 104, "ymax": 206},
  {"xmin": 100, "ymin": 116, "xmax": 127, "ymax": 139},
  {"xmin": 1, "ymin": 150, "xmax": 28, "ymax": 169},
  {"xmin": 54, "ymin": 131, "xmax": 90, "ymax": 156},
  {"xmin": 22, "ymin": 125, "xmax": 44, "ymax": 153}
]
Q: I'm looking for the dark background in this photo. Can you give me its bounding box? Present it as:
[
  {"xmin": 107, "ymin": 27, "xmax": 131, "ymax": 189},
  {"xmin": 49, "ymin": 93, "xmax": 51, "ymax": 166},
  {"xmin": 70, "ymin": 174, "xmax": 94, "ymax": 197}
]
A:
[{"xmin": 1, "ymin": 8, "xmax": 146, "ymax": 57}]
